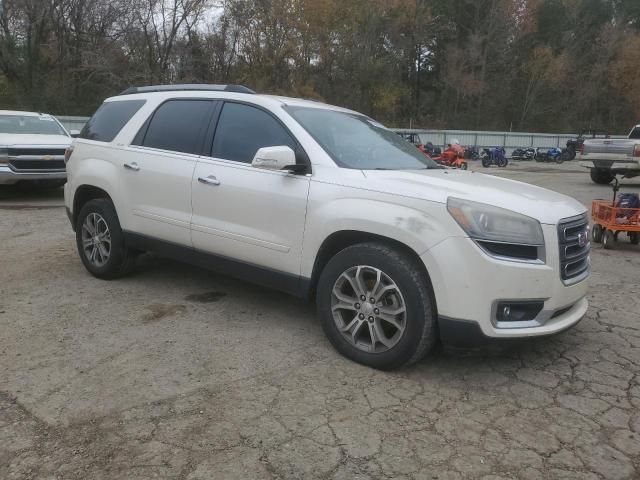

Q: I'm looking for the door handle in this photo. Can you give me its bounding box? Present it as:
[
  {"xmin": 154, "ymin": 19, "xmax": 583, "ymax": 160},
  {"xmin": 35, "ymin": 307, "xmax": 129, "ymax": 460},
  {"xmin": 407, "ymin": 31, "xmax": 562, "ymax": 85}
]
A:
[
  {"xmin": 123, "ymin": 162, "xmax": 140, "ymax": 171},
  {"xmin": 198, "ymin": 175, "xmax": 221, "ymax": 186}
]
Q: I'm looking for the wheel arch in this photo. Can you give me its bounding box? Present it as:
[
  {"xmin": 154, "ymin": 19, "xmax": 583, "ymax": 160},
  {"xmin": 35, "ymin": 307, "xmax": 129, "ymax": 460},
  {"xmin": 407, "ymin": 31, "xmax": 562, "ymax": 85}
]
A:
[
  {"xmin": 72, "ymin": 185, "xmax": 112, "ymax": 229},
  {"xmin": 307, "ymin": 230, "xmax": 436, "ymax": 307}
]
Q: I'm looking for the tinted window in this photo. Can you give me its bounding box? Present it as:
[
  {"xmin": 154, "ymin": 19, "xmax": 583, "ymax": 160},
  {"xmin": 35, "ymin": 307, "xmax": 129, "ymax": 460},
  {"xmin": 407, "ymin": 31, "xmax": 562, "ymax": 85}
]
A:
[
  {"xmin": 212, "ymin": 103, "xmax": 296, "ymax": 163},
  {"xmin": 140, "ymin": 100, "xmax": 214, "ymax": 155},
  {"xmin": 630, "ymin": 127, "xmax": 640, "ymax": 139},
  {"xmin": 80, "ymin": 100, "xmax": 145, "ymax": 142}
]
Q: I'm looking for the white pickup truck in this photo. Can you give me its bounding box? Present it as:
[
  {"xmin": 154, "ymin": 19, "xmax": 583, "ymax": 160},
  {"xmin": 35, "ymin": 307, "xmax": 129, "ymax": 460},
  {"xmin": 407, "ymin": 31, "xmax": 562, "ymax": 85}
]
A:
[
  {"xmin": 0, "ymin": 110, "xmax": 74, "ymax": 189},
  {"xmin": 580, "ymin": 125, "xmax": 640, "ymax": 184}
]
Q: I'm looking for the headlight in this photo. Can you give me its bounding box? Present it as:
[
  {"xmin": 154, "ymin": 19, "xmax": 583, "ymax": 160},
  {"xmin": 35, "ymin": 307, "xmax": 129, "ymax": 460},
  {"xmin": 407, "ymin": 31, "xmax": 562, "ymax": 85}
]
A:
[{"xmin": 447, "ymin": 197, "xmax": 544, "ymax": 247}]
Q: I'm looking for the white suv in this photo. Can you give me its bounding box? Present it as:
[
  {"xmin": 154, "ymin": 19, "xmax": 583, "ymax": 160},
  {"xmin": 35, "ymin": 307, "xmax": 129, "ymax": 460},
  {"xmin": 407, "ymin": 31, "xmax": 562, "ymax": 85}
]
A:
[{"xmin": 64, "ymin": 84, "xmax": 590, "ymax": 369}]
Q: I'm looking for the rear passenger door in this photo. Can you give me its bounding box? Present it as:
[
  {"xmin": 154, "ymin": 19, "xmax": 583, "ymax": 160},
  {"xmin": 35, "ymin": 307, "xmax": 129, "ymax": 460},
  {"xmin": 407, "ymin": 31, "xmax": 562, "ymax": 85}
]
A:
[
  {"xmin": 121, "ymin": 99, "xmax": 217, "ymax": 246},
  {"xmin": 191, "ymin": 102, "xmax": 311, "ymax": 276}
]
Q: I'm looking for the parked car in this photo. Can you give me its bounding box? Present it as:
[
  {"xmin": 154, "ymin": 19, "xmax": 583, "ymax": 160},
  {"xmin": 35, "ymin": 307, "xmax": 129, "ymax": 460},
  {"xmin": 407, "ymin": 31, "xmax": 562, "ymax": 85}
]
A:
[
  {"xmin": 0, "ymin": 110, "xmax": 74, "ymax": 189},
  {"xmin": 64, "ymin": 84, "xmax": 590, "ymax": 370},
  {"xmin": 580, "ymin": 125, "xmax": 640, "ymax": 184}
]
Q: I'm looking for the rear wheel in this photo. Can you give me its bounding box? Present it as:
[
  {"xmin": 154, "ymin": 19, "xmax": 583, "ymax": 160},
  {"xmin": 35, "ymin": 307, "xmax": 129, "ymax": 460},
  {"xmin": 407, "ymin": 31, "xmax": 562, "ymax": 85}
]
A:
[
  {"xmin": 317, "ymin": 243, "xmax": 437, "ymax": 370},
  {"xmin": 590, "ymin": 168, "xmax": 614, "ymax": 185},
  {"xmin": 592, "ymin": 224, "xmax": 603, "ymax": 243},
  {"xmin": 481, "ymin": 157, "xmax": 491, "ymax": 168},
  {"xmin": 75, "ymin": 198, "xmax": 137, "ymax": 279},
  {"xmin": 630, "ymin": 232, "xmax": 639, "ymax": 245},
  {"xmin": 603, "ymin": 229, "xmax": 615, "ymax": 250}
]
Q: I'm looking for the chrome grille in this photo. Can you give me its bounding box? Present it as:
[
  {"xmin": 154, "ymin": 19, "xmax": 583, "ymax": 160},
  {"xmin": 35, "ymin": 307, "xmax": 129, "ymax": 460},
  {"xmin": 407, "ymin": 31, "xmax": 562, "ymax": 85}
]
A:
[
  {"xmin": 6, "ymin": 146, "xmax": 66, "ymax": 172},
  {"xmin": 558, "ymin": 214, "xmax": 590, "ymax": 283}
]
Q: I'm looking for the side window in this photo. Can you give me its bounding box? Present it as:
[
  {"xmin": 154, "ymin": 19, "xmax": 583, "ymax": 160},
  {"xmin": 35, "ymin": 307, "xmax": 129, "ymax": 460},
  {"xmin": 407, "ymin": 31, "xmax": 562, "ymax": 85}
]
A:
[
  {"xmin": 212, "ymin": 102, "xmax": 296, "ymax": 163},
  {"xmin": 138, "ymin": 100, "xmax": 214, "ymax": 155},
  {"xmin": 80, "ymin": 100, "xmax": 145, "ymax": 142},
  {"xmin": 630, "ymin": 127, "xmax": 640, "ymax": 140}
]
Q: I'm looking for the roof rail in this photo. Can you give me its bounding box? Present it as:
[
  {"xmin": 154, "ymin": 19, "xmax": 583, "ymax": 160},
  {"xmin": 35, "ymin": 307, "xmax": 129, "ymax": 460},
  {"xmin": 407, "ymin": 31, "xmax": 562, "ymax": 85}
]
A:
[{"xmin": 118, "ymin": 84, "xmax": 256, "ymax": 96}]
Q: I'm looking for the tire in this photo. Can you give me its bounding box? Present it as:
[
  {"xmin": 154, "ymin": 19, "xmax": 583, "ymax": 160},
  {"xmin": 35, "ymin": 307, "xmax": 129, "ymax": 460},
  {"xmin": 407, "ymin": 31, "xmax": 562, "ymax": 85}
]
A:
[
  {"xmin": 75, "ymin": 198, "xmax": 137, "ymax": 279},
  {"xmin": 590, "ymin": 168, "xmax": 614, "ymax": 185},
  {"xmin": 316, "ymin": 243, "xmax": 437, "ymax": 370},
  {"xmin": 603, "ymin": 229, "xmax": 615, "ymax": 250},
  {"xmin": 481, "ymin": 157, "xmax": 491, "ymax": 168},
  {"xmin": 630, "ymin": 232, "xmax": 639, "ymax": 245},
  {"xmin": 555, "ymin": 155, "xmax": 564, "ymax": 164},
  {"xmin": 560, "ymin": 150, "xmax": 573, "ymax": 162},
  {"xmin": 498, "ymin": 158, "xmax": 508, "ymax": 167},
  {"xmin": 460, "ymin": 162, "xmax": 468, "ymax": 170},
  {"xmin": 591, "ymin": 224, "xmax": 603, "ymax": 244}
]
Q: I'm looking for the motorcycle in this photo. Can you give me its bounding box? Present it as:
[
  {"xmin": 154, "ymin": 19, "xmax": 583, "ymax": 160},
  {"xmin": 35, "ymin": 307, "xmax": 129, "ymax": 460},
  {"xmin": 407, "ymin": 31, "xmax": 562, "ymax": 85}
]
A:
[
  {"xmin": 511, "ymin": 147, "xmax": 536, "ymax": 161},
  {"xmin": 432, "ymin": 143, "xmax": 468, "ymax": 169},
  {"xmin": 481, "ymin": 147, "xmax": 508, "ymax": 167},
  {"xmin": 464, "ymin": 146, "xmax": 480, "ymax": 160},
  {"xmin": 535, "ymin": 147, "xmax": 564, "ymax": 164}
]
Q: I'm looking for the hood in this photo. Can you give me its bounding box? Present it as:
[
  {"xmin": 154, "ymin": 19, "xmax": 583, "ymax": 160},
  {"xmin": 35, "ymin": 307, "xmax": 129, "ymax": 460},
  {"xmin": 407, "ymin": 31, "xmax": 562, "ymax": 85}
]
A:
[
  {"xmin": 0, "ymin": 133, "xmax": 71, "ymax": 147},
  {"xmin": 362, "ymin": 169, "xmax": 586, "ymax": 225}
]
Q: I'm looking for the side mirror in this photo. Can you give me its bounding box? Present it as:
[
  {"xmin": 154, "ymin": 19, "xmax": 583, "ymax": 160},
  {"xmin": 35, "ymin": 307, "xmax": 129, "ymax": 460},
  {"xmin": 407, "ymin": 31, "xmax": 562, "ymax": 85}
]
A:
[
  {"xmin": 251, "ymin": 146, "xmax": 298, "ymax": 172},
  {"xmin": 70, "ymin": 129, "xmax": 81, "ymax": 138}
]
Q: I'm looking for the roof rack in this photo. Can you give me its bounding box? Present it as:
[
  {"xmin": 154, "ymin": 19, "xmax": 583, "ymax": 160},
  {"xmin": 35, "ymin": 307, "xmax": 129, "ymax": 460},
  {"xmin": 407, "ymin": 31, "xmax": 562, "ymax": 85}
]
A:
[{"xmin": 118, "ymin": 84, "xmax": 256, "ymax": 96}]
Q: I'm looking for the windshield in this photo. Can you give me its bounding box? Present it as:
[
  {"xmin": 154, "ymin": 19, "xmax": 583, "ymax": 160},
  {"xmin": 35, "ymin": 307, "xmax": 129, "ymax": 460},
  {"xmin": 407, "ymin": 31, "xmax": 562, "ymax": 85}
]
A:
[
  {"xmin": 0, "ymin": 115, "xmax": 68, "ymax": 136},
  {"xmin": 286, "ymin": 106, "xmax": 438, "ymax": 170}
]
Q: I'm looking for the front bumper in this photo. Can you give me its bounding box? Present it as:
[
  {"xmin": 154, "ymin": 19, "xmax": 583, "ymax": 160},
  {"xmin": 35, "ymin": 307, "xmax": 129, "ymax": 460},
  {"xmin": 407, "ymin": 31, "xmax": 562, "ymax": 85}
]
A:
[
  {"xmin": 422, "ymin": 224, "xmax": 589, "ymax": 341},
  {"xmin": 0, "ymin": 165, "xmax": 66, "ymax": 185}
]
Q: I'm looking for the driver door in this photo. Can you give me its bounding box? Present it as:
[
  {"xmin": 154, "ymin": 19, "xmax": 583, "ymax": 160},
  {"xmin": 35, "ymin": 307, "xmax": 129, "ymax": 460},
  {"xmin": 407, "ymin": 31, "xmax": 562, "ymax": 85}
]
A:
[{"xmin": 191, "ymin": 102, "xmax": 310, "ymax": 276}]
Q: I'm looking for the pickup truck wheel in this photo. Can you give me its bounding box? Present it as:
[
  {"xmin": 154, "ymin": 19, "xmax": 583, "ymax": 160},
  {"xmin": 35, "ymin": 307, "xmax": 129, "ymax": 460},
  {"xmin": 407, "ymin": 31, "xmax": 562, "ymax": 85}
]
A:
[
  {"xmin": 603, "ymin": 230, "xmax": 615, "ymax": 250},
  {"xmin": 590, "ymin": 168, "xmax": 614, "ymax": 185},
  {"xmin": 591, "ymin": 224, "xmax": 603, "ymax": 243},
  {"xmin": 317, "ymin": 243, "xmax": 436, "ymax": 370},
  {"xmin": 75, "ymin": 198, "xmax": 136, "ymax": 279}
]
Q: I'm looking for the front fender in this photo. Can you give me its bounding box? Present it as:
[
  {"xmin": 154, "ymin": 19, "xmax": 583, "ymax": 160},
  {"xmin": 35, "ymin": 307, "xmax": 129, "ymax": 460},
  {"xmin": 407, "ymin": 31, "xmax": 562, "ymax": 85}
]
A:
[{"xmin": 301, "ymin": 184, "xmax": 453, "ymax": 278}]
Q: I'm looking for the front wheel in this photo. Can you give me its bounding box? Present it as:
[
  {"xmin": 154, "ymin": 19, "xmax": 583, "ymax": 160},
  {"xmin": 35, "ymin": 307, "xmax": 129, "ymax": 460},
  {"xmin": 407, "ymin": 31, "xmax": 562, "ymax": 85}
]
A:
[
  {"xmin": 75, "ymin": 198, "xmax": 137, "ymax": 279},
  {"xmin": 555, "ymin": 155, "xmax": 564, "ymax": 164},
  {"xmin": 590, "ymin": 168, "xmax": 614, "ymax": 185},
  {"xmin": 459, "ymin": 162, "xmax": 468, "ymax": 170},
  {"xmin": 603, "ymin": 229, "xmax": 615, "ymax": 250},
  {"xmin": 498, "ymin": 158, "xmax": 508, "ymax": 167},
  {"xmin": 316, "ymin": 243, "xmax": 437, "ymax": 370},
  {"xmin": 592, "ymin": 224, "xmax": 603, "ymax": 243}
]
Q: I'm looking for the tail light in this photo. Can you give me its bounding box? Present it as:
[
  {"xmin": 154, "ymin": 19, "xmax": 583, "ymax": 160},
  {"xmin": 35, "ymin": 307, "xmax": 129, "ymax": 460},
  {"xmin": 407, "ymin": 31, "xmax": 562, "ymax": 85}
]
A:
[
  {"xmin": 64, "ymin": 146, "xmax": 74, "ymax": 164},
  {"xmin": 634, "ymin": 145, "xmax": 640, "ymax": 158},
  {"xmin": 578, "ymin": 142, "xmax": 585, "ymax": 155}
]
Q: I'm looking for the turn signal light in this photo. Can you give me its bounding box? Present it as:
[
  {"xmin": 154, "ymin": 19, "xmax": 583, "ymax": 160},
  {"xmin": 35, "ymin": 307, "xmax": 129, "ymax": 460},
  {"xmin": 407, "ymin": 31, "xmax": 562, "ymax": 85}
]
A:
[
  {"xmin": 64, "ymin": 146, "xmax": 74, "ymax": 164},
  {"xmin": 633, "ymin": 145, "xmax": 640, "ymax": 158}
]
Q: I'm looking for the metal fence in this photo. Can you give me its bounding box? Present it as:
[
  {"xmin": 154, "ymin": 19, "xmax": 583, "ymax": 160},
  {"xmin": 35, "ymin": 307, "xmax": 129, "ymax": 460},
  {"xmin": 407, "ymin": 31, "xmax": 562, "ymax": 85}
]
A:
[
  {"xmin": 56, "ymin": 115, "xmax": 89, "ymax": 132},
  {"xmin": 392, "ymin": 128, "xmax": 625, "ymax": 155}
]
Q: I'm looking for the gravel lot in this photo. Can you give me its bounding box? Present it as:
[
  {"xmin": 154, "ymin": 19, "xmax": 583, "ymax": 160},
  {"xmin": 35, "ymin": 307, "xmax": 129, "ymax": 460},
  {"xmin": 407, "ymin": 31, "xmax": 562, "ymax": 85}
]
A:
[{"xmin": 1, "ymin": 162, "xmax": 639, "ymax": 480}]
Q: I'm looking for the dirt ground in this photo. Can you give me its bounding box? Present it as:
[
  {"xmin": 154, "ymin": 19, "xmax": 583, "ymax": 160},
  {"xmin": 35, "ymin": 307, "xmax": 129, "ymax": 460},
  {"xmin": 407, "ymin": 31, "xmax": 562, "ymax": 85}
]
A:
[{"xmin": 1, "ymin": 162, "xmax": 639, "ymax": 480}]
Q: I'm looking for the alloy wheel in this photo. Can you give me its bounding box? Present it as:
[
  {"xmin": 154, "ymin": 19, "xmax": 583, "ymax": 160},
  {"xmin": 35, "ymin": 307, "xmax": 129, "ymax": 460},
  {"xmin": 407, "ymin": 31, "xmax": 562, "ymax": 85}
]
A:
[
  {"xmin": 331, "ymin": 265, "xmax": 407, "ymax": 353},
  {"xmin": 81, "ymin": 212, "xmax": 112, "ymax": 267}
]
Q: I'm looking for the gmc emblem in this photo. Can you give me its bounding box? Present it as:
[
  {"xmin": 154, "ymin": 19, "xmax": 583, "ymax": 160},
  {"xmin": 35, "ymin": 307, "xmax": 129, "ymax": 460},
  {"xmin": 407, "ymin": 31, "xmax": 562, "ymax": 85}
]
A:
[{"xmin": 578, "ymin": 230, "xmax": 588, "ymax": 248}]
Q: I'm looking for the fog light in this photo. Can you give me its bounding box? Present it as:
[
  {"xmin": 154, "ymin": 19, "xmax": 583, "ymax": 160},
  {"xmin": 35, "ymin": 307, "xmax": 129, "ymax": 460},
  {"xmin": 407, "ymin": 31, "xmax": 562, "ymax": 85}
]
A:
[{"xmin": 496, "ymin": 301, "xmax": 544, "ymax": 323}]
